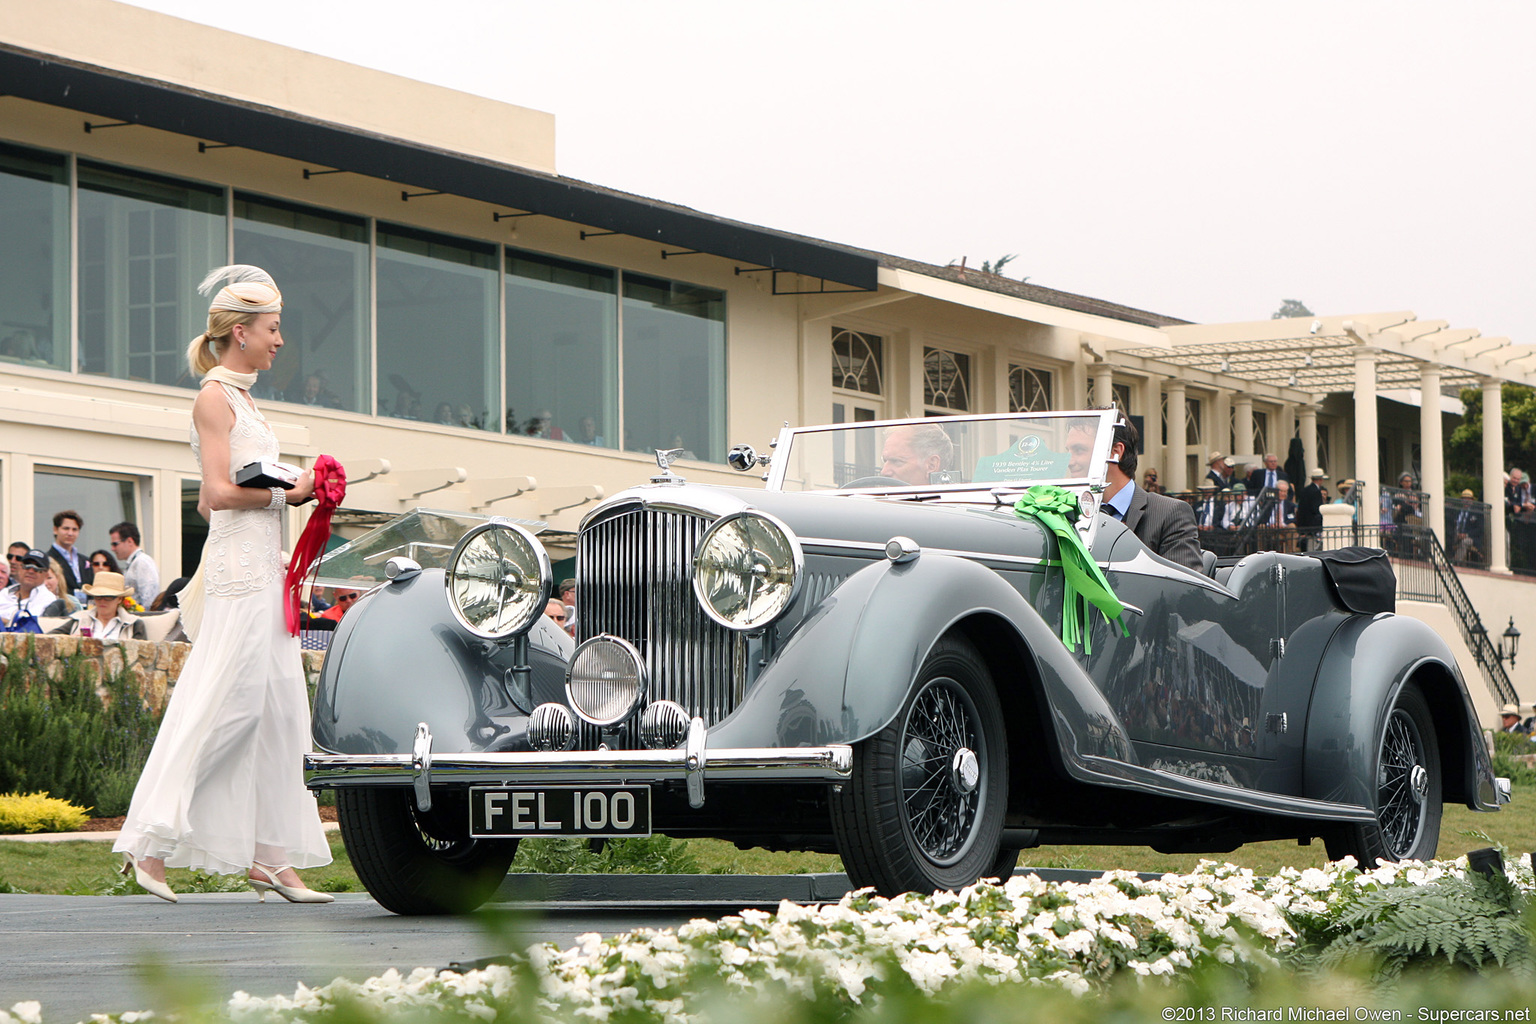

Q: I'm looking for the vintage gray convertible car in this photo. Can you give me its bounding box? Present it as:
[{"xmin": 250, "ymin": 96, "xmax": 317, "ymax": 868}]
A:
[{"xmin": 306, "ymin": 410, "xmax": 1507, "ymax": 914}]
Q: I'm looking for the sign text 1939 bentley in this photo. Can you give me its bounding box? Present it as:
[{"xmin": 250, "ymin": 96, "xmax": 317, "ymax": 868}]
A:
[{"xmin": 306, "ymin": 410, "xmax": 1506, "ymax": 914}]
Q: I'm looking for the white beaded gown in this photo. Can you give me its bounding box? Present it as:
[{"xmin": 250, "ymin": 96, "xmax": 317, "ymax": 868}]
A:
[{"xmin": 114, "ymin": 381, "xmax": 331, "ymax": 874}]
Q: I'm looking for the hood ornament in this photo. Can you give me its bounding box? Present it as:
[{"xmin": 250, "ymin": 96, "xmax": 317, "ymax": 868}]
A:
[{"xmin": 651, "ymin": 448, "xmax": 687, "ymax": 485}]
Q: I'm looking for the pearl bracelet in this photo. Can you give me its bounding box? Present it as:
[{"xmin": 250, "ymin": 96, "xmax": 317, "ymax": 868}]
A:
[{"xmin": 267, "ymin": 487, "xmax": 287, "ymax": 510}]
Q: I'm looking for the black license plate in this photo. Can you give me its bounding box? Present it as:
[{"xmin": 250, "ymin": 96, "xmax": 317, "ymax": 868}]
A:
[{"xmin": 469, "ymin": 785, "xmax": 652, "ymax": 838}]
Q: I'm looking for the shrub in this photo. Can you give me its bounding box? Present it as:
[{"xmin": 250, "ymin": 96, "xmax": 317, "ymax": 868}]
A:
[
  {"xmin": 1491, "ymin": 731, "xmax": 1536, "ymax": 788},
  {"xmin": 0, "ymin": 791, "xmax": 90, "ymax": 834},
  {"xmin": 0, "ymin": 640, "xmax": 164, "ymax": 816}
]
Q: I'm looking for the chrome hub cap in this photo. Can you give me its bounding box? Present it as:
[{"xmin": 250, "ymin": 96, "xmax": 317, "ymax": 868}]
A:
[
  {"xmin": 1409, "ymin": 764, "xmax": 1428, "ymax": 805},
  {"xmin": 951, "ymin": 748, "xmax": 980, "ymax": 795}
]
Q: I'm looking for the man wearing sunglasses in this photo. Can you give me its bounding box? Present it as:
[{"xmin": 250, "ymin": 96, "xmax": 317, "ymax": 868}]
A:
[
  {"xmin": 1, "ymin": 550, "xmax": 57, "ymax": 630},
  {"xmin": 109, "ymin": 521, "xmax": 160, "ymax": 608},
  {"xmin": 317, "ymin": 580, "xmax": 367, "ymax": 622}
]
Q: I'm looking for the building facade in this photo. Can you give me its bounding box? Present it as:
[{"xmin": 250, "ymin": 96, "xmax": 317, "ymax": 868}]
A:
[{"xmin": 1, "ymin": 0, "xmax": 1530, "ymax": 583}]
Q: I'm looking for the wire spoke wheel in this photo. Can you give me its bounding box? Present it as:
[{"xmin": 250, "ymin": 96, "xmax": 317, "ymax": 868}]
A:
[
  {"xmin": 1325, "ymin": 682, "xmax": 1441, "ymax": 867},
  {"xmin": 1376, "ymin": 708, "xmax": 1429, "ymax": 858},
  {"xmin": 832, "ymin": 635, "xmax": 1008, "ymax": 895},
  {"xmin": 900, "ymin": 679, "xmax": 982, "ymax": 864}
]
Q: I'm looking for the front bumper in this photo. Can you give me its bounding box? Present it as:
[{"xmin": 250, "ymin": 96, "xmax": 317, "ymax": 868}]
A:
[{"xmin": 305, "ymin": 720, "xmax": 854, "ymax": 811}]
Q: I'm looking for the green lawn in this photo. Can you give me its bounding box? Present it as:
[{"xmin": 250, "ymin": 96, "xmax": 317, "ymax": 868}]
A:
[{"xmin": 1, "ymin": 794, "xmax": 1528, "ymax": 896}]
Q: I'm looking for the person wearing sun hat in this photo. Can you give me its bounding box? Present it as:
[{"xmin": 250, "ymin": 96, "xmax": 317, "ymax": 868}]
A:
[{"xmin": 48, "ymin": 571, "xmax": 146, "ymax": 642}]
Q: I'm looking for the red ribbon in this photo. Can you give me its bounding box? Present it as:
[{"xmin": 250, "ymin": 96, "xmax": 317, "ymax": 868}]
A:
[{"xmin": 285, "ymin": 454, "xmax": 346, "ymax": 635}]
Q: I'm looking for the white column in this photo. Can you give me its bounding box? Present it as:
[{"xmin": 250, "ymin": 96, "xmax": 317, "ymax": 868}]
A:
[
  {"xmin": 1234, "ymin": 396, "xmax": 1255, "ymax": 457},
  {"xmin": 1419, "ymin": 364, "xmax": 1445, "ymax": 550},
  {"xmin": 1484, "ymin": 378, "xmax": 1508, "ymax": 572},
  {"xmin": 1092, "ymin": 365, "xmax": 1115, "ymax": 409},
  {"xmin": 1299, "ymin": 405, "xmax": 1319, "ymax": 481},
  {"xmin": 1142, "ymin": 373, "xmax": 1163, "ymax": 483},
  {"xmin": 1354, "ymin": 349, "xmax": 1380, "ymax": 536},
  {"xmin": 1165, "ymin": 380, "xmax": 1188, "ymax": 491}
]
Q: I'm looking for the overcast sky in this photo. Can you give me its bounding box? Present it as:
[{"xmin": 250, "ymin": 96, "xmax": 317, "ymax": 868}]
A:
[{"xmin": 127, "ymin": 0, "xmax": 1535, "ymax": 343}]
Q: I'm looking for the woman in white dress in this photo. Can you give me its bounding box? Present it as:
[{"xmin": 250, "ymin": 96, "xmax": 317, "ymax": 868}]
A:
[{"xmin": 114, "ymin": 265, "xmax": 333, "ymax": 904}]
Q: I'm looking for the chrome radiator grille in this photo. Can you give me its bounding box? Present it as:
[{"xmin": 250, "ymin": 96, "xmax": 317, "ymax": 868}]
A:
[{"xmin": 577, "ymin": 503, "xmax": 748, "ymax": 726}]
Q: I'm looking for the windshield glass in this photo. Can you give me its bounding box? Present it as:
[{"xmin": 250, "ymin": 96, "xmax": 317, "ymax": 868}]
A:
[
  {"xmin": 313, "ymin": 508, "xmax": 546, "ymax": 587},
  {"xmin": 767, "ymin": 411, "xmax": 1118, "ymax": 494}
]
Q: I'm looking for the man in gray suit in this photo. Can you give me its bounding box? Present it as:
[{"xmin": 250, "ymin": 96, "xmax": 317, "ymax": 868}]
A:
[{"xmin": 1088, "ymin": 415, "xmax": 1203, "ymax": 572}]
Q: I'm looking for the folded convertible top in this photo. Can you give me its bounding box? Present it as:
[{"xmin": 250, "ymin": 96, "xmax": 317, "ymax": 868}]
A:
[{"xmin": 1303, "ymin": 546, "xmax": 1396, "ymax": 615}]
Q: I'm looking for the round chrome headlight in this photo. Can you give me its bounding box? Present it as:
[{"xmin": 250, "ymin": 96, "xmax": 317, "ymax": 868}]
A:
[
  {"xmin": 692, "ymin": 511, "xmax": 802, "ymax": 631},
  {"xmin": 566, "ymin": 636, "xmax": 647, "ymax": 727},
  {"xmin": 445, "ymin": 520, "xmax": 551, "ymax": 640}
]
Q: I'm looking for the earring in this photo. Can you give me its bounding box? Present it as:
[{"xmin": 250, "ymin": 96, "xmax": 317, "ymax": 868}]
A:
[{"xmin": 239, "ymin": 340, "xmax": 247, "ymax": 351}]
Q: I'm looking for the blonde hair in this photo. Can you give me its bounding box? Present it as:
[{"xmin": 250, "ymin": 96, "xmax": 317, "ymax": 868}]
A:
[
  {"xmin": 185, "ymin": 309, "xmax": 262, "ymax": 377},
  {"xmin": 185, "ymin": 265, "xmax": 283, "ymax": 377}
]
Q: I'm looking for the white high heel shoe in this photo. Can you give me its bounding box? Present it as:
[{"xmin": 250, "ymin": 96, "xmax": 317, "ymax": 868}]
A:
[
  {"xmin": 249, "ymin": 863, "xmax": 334, "ymax": 904},
  {"xmin": 120, "ymin": 852, "xmax": 178, "ymax": 904}
]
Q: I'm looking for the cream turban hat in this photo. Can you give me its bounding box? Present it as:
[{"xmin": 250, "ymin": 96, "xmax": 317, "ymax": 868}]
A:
[{"xmin": 198, "ymin": 264, "xmax": 283, "ymax": 313}]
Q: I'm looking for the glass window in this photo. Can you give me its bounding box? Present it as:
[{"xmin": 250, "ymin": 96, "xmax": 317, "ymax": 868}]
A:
[
  {"xmin": 33, "ymin": 470, "xmax": 139, "ymax": 567},
  {"xmin": 0, "ymin": 143, "xmax": 68, "ymax": 372},
  {"xmin": 1008, "ymin": 365, "xmax": 1053, "ymax": 412},
  {"xmin": 1185, "ymin": 397, "xmax": 1202, "ymax": 447},
  {"xmin": 832, "ymin": 327, "xmax": 883, "ymax": 395},
  {"xmin": 77, "ymin": 162, "xmax": 225, "ymax": 389},
  {"xmin": 1112, "ymin": 382, "xmax": 1132, "ymax": 416},
  {"xmin": 923, "ymin": 347, "xmax": 970, "ymax": 411},
  {"xmin": 504, "ymin": 249, "xmax": 616, "ymax": 444},
  {"xmin": 376, "ymin": 224, "xmax": 498, "ymax": 430},
  {"xmin": 234, "ymin": 194, "xmax": 369, "ymax": 412},
  {"xmin": 621, "ymin": 273, "xmax": 725, "ymax": 460},
  {"xmin": 1253, "ymin": 410, "xmax": 1270, "ymax": 456}
]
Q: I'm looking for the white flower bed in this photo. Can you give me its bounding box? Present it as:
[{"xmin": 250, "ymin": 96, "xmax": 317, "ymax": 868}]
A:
[{"xmin": 10, "ymin": 855, "xmax": 1532, "ymax": 1024}]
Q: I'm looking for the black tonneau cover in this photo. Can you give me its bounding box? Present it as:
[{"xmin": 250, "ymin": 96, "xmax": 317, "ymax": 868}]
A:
[{"xmin": 1304, "ymin": 547, "xmax": 1396, "ymax": 615}]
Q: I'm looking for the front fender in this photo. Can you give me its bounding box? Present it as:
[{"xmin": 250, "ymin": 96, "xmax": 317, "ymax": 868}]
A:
[
  {"xmin": 1304, "ymin": 612, "xmax": 1496, "ymax": 810},
  {"xmin": 707, "ymin": 550, "xmax": 1137, "ymax": 767},
  {"xmin": 312, "ymin": 568, "xmax": 572, "ymax": 756}
]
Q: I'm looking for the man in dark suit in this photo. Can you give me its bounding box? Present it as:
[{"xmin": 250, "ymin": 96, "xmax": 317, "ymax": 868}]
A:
[
  {"xmin": 1245, "ymin": 453, "xmax": 1289, "ymax": 495},
  {"xmin": 1205, "ymin": 452, "xmax": 1231, "ymax": 490},
  {"xmin": 1093, "ymin": 416, "xmax": 1203, "ymax": 572},
  {"xmin": 48, "ymin": 509, "xmax": 93, "ymax": 593},
  {"xmin": 1296, "ymin": 468, "xmax": 1327, "ymax": 550},
  {"xmin": 1448, "ymin": 488, "xmax": 1485, "ymax": 564}
]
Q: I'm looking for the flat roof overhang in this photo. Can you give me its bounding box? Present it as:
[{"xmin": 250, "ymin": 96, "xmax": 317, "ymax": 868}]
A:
[{"xmin": 0, "ymin": 43, "xmax": 878, "ymax": 292}]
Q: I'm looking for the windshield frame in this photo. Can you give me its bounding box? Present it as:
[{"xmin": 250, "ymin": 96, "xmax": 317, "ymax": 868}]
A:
[{"xmin": 763, "ymin": 410, "xmax": 1120, "ymax": 498}]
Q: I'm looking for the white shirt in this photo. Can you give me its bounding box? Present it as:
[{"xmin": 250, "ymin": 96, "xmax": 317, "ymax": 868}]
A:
[
  {"xmin": 68, "ymin": 608, "xmax": 136, "ymax": 643},
  {"xmin": 121, "ymin": 548, "xmax": 161, "ymax": 607},
  {"xmin": 1, "ymin": 583, "xmax": 57, "ymax": 626}
]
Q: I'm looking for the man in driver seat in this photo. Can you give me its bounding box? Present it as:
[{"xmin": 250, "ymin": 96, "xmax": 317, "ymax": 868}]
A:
[
  {"xmin": 880, "ymin": 424, "xmax": 955, "ymax": 485},
  {"xmin": 1092, "ymin": 416, "xmax": 1203, "ymax": 571}
]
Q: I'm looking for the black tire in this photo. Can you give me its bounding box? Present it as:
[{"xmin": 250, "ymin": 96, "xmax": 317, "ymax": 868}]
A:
[
  {"xmin": 831, "ymin": 635, "xmax": 1008, "ymax": 895},
  {"xmin": 1325, "ymin": 682, "xmax": 1442, "ymax": 866},
  {"xmin": 337, "ymin": 787, "xmax": 518, "ymax": 915}
]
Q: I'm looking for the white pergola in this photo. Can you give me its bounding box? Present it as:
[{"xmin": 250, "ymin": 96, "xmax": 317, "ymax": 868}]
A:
[{"xmin": 1107, "ymin": 312, "xmax": 1536, "ymax": 571}]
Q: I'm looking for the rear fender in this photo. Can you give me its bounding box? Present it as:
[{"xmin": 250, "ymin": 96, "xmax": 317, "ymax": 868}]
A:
[
  {"xmin": 707, "ymin": 551, "xmax": 1136, "ymax": 765},
  {"xmin": 1304, "ymin": 612, "xmax": 1496, "ymax": 810}
]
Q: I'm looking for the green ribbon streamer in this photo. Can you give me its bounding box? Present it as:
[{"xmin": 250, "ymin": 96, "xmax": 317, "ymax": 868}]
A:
[{"xmin": 1013, "ymin": 485, "xmax": 1129, "ymax": 654}]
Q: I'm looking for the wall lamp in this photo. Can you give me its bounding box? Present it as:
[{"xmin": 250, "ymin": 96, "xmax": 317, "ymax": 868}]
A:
[{"xmin": 1473, "ymin": 616, "xmax": 1521, "ymax": 668}]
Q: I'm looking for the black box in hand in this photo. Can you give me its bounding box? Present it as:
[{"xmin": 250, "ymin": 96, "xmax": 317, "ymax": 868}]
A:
[{"xmin": 235, "ymin": 461, "xmax": 301, "ymax": 489}]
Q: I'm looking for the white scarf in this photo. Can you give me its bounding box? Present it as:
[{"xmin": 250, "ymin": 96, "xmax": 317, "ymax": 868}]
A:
[{"xmin": 201, "ymin": 365, "xmax": 259, "ymax": 391}]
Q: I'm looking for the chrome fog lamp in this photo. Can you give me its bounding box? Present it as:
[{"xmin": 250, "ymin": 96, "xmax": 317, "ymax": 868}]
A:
[
  {"xmin": 566, "ymin": 636, "xmax": 647, "ymax": 727},
  {"xmin": 691, "ymin": 511, "xmax": 802, "ymax": 631},
  {"xmin": 445, "ymin": 520, "xmax": 551, "ymax": 641},
  {"xmin": 639, "ymin": 700, "xmax": 691, "ymax": 749},
  {"xmin": 527, "ymin": 702, "xmax": 576, "ymax": 752}
]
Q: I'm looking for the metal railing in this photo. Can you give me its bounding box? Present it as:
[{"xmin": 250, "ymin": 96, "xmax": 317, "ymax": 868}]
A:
[{"xmin": 1314, "ymin": 524, "xmax": 1517, "ymax": 706}]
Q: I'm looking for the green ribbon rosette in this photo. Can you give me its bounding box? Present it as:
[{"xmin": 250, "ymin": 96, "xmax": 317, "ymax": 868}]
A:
[{"xmin": 1013, "ymin": 485, "xmax": 1129, "ymax": 654}]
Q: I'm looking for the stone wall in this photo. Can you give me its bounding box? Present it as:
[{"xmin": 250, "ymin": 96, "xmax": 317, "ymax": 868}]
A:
[{"xmin": 0, "ymin": 633, "xmax": 325, "ymax": 710}]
